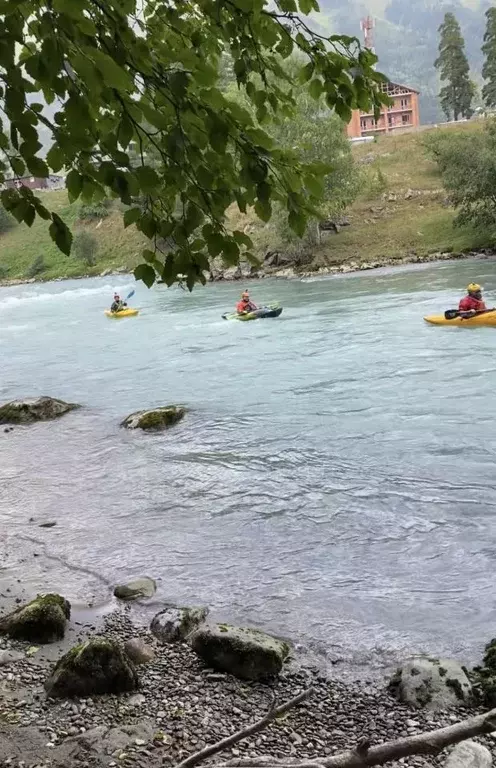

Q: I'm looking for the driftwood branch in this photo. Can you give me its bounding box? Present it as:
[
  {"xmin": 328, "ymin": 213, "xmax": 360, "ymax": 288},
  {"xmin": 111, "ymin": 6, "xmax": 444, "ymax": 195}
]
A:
[
  {"xmin": 216, "ymin": 706, "xmax": 496, "ymax": 768},
  {"xmin": 175, "ymin": 688, "xmax": 314, "ymax": 768}
]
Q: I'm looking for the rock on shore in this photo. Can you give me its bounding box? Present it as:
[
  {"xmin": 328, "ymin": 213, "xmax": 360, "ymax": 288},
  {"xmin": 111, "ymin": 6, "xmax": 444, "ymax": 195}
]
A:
[
  {"xmin": 0, "ymin": 396, "xmax": 80, "ymax": 424},
  {"xmin": 121, "ymin": 406, "xmax": 186, "ymax": 431},
  {"xmin": 45, "ymin": 638, "xmax": 138, "ymax": 698},
  {"xmin": 0, "ymin": 593, "xmax": 70, "ymax": 643},
  {"xmin": 190, "ymin": 623, "xmax": 290, "ymax": 680},
  {"xmin": 151, "ymin": 604, "xmax": 208, "ymax": 644},
  {"xmin": 389, "ymin": 657, "xmax": 472, "ymax": 710}
]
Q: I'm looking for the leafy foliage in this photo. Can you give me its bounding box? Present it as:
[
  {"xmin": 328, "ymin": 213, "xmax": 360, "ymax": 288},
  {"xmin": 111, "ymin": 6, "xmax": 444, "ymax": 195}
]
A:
[
  {"xmin": 0, "ymin": 264, "xmax": 9, "ymax": 279},
  {"xmin": 78, "ymin": 200, "xmax": 111, "ymax": 222},
  {"xmin": 0, "ymin": 0, "xmax": 389, "ymax": 289},
  {"xmin": 482, "ymin": 8, "xmax": 496, "ymax": 109},
  {"xmin": 26, "ymin": 255, "xmax": 46, "ymax": 278},
  {"xmin": 435, "ymin": 12, "xmax": 474, "ymax": 121},
  {"xmin": 0, "ymin": 204, "xmax": 15, "ymax": 234},
  {"xmin": 424, "ymin": 123, "xmax": 496, "ymax": 234},
  {"xmin": 73, "ymin": 231, "xmax": 98, "ymax": 266}
]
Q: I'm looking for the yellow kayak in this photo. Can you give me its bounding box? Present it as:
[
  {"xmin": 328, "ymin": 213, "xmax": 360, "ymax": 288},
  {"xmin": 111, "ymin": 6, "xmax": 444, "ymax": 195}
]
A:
[
  {"xmin": 424, "ymin": 310, "xmax": 496, "ymax": 327},
  {"xmin": 104, "ymin": 308, "xmax": 140, "ymax": 318}
]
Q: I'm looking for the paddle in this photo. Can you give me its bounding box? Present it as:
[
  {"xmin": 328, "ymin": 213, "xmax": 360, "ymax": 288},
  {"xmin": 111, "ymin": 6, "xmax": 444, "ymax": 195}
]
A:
[
  {"xmin": 444, "ymin": 308, "xmax": 494, "ymax": 320},
  {"xmin": 126, "ymin": 289, "xmax": 135, "ymax": 301}
]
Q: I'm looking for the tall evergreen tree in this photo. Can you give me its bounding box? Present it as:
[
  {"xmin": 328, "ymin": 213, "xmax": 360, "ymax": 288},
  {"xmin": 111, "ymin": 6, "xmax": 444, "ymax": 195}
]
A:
[
  {"xmin": 482, "ymin": 8, "xmax": 496, "ymax": 108},
  {"xmin": 435, "ymin": 12, "xmax": 474, "ymax": 121}
]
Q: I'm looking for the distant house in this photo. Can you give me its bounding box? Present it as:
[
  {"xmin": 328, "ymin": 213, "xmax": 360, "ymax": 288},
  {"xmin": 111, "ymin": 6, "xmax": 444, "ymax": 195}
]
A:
[
  {"xmin": 3, "ymin": 174, "xmax": 65, "ymax": 191},
  {"xmin": 347, "ymin": 81, "xmax": 420, "ymax": 139}
]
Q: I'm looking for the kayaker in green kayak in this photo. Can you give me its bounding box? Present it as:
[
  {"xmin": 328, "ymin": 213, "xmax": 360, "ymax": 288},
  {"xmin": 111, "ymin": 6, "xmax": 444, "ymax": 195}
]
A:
[
  {"xmin": 110, "ymin": 293, "xmax": 128, "ymax": 313},
  {"xmin": 237, "ymin": 290, "xmax": 258, "ymax": 315}
]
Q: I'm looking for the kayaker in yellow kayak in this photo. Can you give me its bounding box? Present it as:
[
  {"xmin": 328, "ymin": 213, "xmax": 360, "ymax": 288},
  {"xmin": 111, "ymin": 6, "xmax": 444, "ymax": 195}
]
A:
[
  {"xmin": 110, "ymin": 293, "xmax": 128, "ymax": 313},
  {"xmin": 236, "ymin": 290, "xmax": 258, "ymax": 315},
  {"xmin": 458, "ymin": 283, "xmax": 488, "ymax": 315}
]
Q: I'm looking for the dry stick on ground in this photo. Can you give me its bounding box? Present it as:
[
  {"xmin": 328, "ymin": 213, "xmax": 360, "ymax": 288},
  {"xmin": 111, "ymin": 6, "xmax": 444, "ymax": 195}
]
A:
[
  {"xmin": 216, "ymin": 706, "xmax": 496, "ymax": 768},
  {"xmin": 175, "ymin": 688, "xmax": 314, "ymax": 768}
]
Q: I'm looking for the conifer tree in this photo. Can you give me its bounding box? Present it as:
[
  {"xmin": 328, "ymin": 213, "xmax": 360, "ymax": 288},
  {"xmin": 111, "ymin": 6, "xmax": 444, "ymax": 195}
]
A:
[
  {"xmin": 482, "ymin": 7, "xmax": 496, "ymax": 108},
  {"xmin": 435, "ymin": 12, "xmax": 474, "ymax": 121}
]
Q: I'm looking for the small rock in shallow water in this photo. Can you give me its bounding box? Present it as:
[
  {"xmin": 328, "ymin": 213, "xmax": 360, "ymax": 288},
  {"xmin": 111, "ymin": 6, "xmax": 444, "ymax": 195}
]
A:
[{"xmin": 114, "ymin": 577, "xmax": 156, "ymax": 601}]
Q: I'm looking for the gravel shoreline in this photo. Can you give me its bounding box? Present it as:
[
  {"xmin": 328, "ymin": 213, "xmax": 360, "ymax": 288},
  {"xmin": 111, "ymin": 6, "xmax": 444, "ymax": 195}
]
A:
[{"xmin": 1, "ymin": 606, "xmax": 495, "ymax": 768}]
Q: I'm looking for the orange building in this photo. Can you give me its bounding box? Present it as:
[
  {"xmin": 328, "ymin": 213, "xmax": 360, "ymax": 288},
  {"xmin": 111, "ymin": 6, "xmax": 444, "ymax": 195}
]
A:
[{"xmin": 347, "ymin": 81, "xmax": 420, "ymax": 139}]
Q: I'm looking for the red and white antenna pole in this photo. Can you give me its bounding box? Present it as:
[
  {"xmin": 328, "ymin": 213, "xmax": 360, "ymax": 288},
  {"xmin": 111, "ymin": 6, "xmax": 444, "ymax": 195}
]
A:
[{"xmin": 360, "ymin": 16, "xmax": 375, "ymax": 54}]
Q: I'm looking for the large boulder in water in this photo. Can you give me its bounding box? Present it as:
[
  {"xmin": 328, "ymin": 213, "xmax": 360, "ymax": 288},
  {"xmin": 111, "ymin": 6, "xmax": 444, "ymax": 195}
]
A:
[
  {"xmin": 0, "ymin": 396, "xmax": 80, "ymax": 424},
  {"xmin": 189, "ymin": 623, "xmax": 290, "ymax": 680},
  {"xmin": 151, "ymin": 604, "xmax": 209, "ymax": 644},
  {"xmin": 45, "ymin": 638, "xmax": 138, "ymax": 698},
  {"xmin": 389, "ymin": 657, "xmax": 472, "ymax": 710},
  {"xmin": 121, "ymin": 406, "xmax": 186, "ymax": 431},
  {"xmin": 0, "ymin": 593, "xmax": 70, "ymax": 643},
  {"xmin": 113, "ymin": 577, "xmax": 156, "ymax": 601}
]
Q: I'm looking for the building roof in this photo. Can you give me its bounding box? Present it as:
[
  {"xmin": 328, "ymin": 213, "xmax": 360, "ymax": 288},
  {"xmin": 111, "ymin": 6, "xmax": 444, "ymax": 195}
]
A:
[{"xmin": 384, "ymin": 80, "xmax": 420, "ymax": 95}]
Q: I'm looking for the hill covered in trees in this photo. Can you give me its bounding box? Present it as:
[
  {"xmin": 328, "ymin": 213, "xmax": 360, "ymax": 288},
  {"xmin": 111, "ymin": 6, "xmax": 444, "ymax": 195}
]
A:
[{"xmin": 316, "ymin": 0, "xmax": 491, "ymax": 124}]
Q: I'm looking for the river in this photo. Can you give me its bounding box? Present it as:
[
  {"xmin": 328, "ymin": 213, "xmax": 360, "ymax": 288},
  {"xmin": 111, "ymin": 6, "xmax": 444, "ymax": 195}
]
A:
[{"xmin": 1, "ymin": 259, "xmax": 496, "ymax": 676}]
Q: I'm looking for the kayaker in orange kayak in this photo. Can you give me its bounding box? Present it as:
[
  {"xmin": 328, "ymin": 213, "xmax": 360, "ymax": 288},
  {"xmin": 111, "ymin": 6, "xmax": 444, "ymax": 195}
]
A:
[
  {"xmin": 458, "ymin": 283, "xmax": 487, "ymax": 315},
  {"xmin": 236, "ymin": 291, "xmax": 258, "ymax": 314}
]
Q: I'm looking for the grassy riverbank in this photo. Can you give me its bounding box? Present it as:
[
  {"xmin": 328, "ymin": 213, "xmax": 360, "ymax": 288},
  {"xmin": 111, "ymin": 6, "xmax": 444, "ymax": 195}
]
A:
[{"xmin": 0, "ymin": 122, "xmax": 491, "ymax": 283}]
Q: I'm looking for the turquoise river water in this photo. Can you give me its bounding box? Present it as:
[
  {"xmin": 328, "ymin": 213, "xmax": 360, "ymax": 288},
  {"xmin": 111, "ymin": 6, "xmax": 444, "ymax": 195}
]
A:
[{"xmin": 2, "ymin": 259, "xmax": 496, "ymax": 675}]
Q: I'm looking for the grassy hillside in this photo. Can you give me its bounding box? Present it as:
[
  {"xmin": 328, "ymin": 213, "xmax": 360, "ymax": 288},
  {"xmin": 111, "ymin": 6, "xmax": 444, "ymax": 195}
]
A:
[
  {"xmin": 0, "ymin": 193, "xmax": 145, "ymax": 282},
  {"xmin": 0, "ymin": 122, "xmax": 492, "ymax": 283}
]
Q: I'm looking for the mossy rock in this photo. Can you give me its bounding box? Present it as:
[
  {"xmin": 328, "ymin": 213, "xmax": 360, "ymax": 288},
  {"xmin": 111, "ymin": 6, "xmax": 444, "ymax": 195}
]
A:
[
  {"xmin": 189, "ymin": 623, "xmax": 291, "ymax": 681},
  {"xmin": 120, "ymin": 406, "xmax": 186, "ymax": 431},
  {"xmin": 0, "ymin": 593, "xmax": 70, "ymax": 643},
  {"xmin": 151, "ymin": 604, "xmax": 209, "ymax": 644},
  {"xmin": 0, "ymin": 397, "xmax": 80, "ymax": 424},
  {"xmin": 389, "ymin": 657, "xmax": 472, "ymax": 710},
  {"xmin": 113, "ymin": 577, "xmax": 156, "ymax": 601},
  {"xmin": 470, "ymin": 639, "xmax": 496, "ymax": 705},
  {"xmin": 45, "ymin": 638, "xmax": 138, "ymax": 698}
]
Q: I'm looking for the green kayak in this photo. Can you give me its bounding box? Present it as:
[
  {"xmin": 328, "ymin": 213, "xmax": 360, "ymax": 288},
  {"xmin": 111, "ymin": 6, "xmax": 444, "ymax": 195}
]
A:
[{"xmin": 222, "ymin": 303, "xmax": 283, "ymax": 321}]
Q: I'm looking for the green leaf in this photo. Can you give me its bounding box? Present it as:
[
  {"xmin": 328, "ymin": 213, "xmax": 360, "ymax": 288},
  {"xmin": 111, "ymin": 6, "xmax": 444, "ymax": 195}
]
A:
[
  {"xmin": 123, "ymin": 207, "xmax": 141, "ymax": 228},
  {"xmin": 49, "ymin": 213, "xmax": 73, "ymax": 256},
  {"xmin": 142, "ymin": 249, "xmax": 156, "ymax": 263},
  {"xmin": 24, "ymin": 204, "xmax": 35, "ymax": 227},
  {"xmin": 134, "ymin": 262, "xmax": 156, "ymax": 288},
  {"xmin": 298, "ymin": 0, "xmax": 315, "ymax": 12},
  {"xmin": 135, "ymin": 165, "xmax": 159, "ymax": 193},
  {"xmin": 309, "ymin": 79, "xmax": 324, "ymax": 99},
  {"xmin": 11, "ymin": 199, "xmax": 30, "ymax": 223},
  {"xmin": 233, "ymin": 230, "xmax": 253, "ymax": 248},
  {"xmin": 46, "ymin": 144, "xmax": 65, "ymax": 173},
  {"xmin": 33, "ymin": 199, "xmax": 51, "ymax": 220},
  {"xmin": 92, "ymin": 50, "xmax": 134, "ymax": 91},
  {"xmin": 254, "ymin": 198, "xmax": 272, "ymax": 222},
  {"xmin": 26, "ymin": 156, "xmax": 49, "ymax": 178},
  {"xmin": 118, "ymin": 115, "xmax": 134, "ymax": 150},
  {"xmin": 138, "ymin": 212, "xmax": 157, "ymax": 238},
  {"xmin": 11, "ymin": 157, "xmax": 25, "ymax": 176},
  {"xmin": 205, "ymin": 232, "xmax": 225, "ymax": 257},
  {"xmin": 288, "ymin": 209, "xmax": 306, "ymax": 237},
  {"xmin": 299, "ymin": 62, "xmax": 314, "ymax": 83},
  {"xmin": 208, "ymin": 118, "xmax": 228, "ymax": 154},
  {"xmin": 277, "ymin": 0, "xmax": 297, "ymax": 11},
  {"xmin": 335, "ymin": 101, "xmax": 352, "ymax": 123},
  {"xmin": 66, "ymin": 169, "xmax": 83, "ymax": 202}
]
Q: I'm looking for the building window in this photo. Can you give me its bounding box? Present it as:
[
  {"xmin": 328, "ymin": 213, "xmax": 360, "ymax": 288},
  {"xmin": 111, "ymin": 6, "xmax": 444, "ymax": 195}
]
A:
[
  {"xmin": 360, "ymin": 118, "xmax": 367, "ymax": 130},
  {"xmin": 401, "ymin": 97, "xmax": 409, "ymax": 108},
  {"xmin": 388, "ymin": 114, "xmax": 393, "ymax": 126},
  {"xmin": 402, "ymin": 114, "xmax": 410, "ymax": 125}
]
